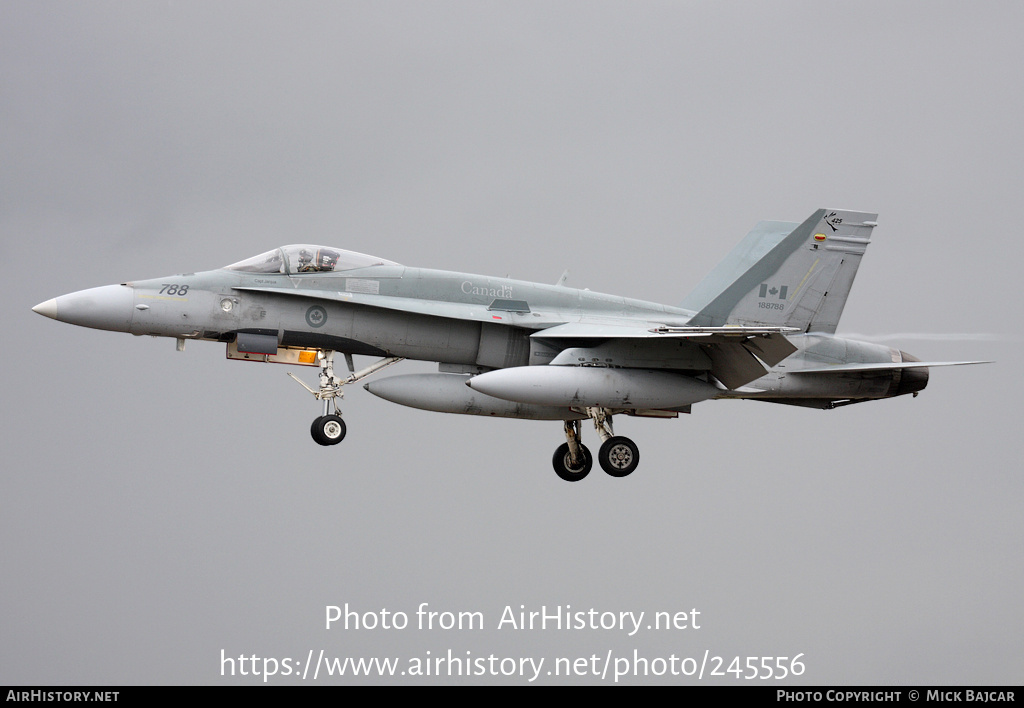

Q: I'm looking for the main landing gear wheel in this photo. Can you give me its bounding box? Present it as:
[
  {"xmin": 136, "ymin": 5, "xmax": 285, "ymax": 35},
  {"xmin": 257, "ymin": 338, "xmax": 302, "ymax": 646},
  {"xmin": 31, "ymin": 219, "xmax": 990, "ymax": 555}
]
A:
[
  {"xmin": 552, "ymin": 443, "xmax": 593, "ymax": 482},
  {"xmin": 311, "ymin": 414, "xmax": 347, "ymax": 446},
  {"xmin": 598, "ymin": 436, "xmax": 639, "ymax": 477}
]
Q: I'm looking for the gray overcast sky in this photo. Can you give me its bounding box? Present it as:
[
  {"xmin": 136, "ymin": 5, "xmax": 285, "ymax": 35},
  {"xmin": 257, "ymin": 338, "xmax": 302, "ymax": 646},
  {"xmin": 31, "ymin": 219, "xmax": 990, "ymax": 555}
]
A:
[{"xmin": 2, "ymin": 0, "xmax": 1021, "ymax": 685}]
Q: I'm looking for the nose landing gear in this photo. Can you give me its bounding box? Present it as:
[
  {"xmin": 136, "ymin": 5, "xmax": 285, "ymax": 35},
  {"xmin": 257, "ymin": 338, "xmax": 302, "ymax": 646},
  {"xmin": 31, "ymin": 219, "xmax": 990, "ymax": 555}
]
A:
[{"xmin": 288, "ymin": 351, "xmax": 403, "ymax": 446}]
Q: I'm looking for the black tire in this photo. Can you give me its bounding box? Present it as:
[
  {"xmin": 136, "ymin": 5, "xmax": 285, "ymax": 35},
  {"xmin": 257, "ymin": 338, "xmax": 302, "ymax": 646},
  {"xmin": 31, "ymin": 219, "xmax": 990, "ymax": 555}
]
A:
[
  {"xmin": 598, "ymin": 436, "xmax": 639, "ymax": 477},
  {"xmin": 315, "ymin": 411, "xmax": 348, "ymax": 446},
  {"xmin": 552, "ymin": 442, "xmax": 592, "ymax": 482},
  {"xmin": 310, "ymin": 416, "xmax": 328, "ymax": 446}
]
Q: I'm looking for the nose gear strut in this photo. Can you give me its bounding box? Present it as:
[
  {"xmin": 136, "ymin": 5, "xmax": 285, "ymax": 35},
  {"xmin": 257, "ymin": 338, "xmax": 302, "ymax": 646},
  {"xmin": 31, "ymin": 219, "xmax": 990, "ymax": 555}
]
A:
[{"xmin": 288, "ymin": 351, "xmax": 403, "ymax": 446}]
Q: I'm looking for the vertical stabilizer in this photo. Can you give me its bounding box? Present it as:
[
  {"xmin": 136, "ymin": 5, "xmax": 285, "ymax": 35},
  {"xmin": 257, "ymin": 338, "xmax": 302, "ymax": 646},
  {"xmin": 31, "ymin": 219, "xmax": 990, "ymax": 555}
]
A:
[{"xmin": 685, "ymin": 209, "xmax": 877, "ymax": 334}]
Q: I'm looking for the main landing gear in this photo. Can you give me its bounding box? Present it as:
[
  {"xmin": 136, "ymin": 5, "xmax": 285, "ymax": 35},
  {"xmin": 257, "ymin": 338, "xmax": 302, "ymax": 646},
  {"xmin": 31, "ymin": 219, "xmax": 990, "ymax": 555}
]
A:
[
  {"xmin": 552, "ymin": 408, "xmax": 639, "ymax": 482},
  {"xmin": 288, "ymin": 351, "xmax": 403, "ymax": 447}
]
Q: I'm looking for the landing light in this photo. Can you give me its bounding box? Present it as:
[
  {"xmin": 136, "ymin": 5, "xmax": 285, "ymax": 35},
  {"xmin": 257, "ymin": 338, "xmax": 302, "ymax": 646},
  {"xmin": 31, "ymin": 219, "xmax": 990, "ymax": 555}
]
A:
[{"xmin": 225, "ymin": 342, "xmax": 321, "ymax": 366}]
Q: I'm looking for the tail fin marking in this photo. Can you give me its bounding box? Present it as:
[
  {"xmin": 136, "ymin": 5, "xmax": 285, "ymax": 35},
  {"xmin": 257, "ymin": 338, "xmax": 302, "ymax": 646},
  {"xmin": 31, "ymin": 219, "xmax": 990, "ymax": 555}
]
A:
[{"xmin": 685, "ymin": 209, "xmax": 877, "ymax": 334}]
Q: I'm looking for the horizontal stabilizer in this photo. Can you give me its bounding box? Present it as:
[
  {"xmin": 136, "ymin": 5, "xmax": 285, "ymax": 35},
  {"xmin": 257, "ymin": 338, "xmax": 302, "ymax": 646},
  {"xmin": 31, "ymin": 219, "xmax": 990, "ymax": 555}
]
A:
[{"xmin": 792, "ymin": 360, "xmax": 992, "ymax": 374}]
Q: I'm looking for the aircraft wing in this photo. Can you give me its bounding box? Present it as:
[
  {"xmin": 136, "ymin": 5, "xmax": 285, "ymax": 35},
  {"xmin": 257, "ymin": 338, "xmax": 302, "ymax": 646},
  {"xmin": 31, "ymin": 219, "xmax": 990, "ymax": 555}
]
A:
[
  {"xmin": 233, "ymin": 286, "xmax": 799, "ymax": 389},
  {"xmin": 532, "ymin": 322, "xmax": 800, "ymax": 389}
]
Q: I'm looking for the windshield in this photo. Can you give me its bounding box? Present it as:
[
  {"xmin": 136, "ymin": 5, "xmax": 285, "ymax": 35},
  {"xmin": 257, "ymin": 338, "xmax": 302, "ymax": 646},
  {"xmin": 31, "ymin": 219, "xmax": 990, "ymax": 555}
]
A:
[
  {"xmin": 226, "ymin": 245, "xmax": 399, "ymax": 274},
  {"xmin": 226, "ymin": 248, "xmax": 285, "ymax": 273}
]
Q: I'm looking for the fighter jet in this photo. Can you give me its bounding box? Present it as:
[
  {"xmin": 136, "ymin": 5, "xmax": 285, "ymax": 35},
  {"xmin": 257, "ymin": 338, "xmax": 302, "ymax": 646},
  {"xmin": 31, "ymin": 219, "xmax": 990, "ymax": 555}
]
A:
[{"xmin": 32, "ymin": 209, "xmax": 986, "ymax": 481}]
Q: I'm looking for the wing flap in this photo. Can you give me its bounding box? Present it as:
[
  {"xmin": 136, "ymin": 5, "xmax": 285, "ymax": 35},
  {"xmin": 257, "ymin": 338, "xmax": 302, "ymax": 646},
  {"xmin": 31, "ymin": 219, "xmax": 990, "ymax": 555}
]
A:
[
  {"xmin": 703, "ymin": 341, "xmax": 773, "ymax": 389},
  {"xmin": 533, "ymin": 322, "xmax": 798, "ymax": 389}
]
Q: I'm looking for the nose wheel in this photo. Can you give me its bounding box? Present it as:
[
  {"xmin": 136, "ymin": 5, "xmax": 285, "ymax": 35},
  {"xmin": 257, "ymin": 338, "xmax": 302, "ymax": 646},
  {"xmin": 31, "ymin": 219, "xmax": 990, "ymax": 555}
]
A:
[
  {"xmin": 288, "ymin": 351, "xmax": 404, "ymax": 447},
  {"xmin": 311, "ymin": 414, "xmax": 347, "ymax": 446}
]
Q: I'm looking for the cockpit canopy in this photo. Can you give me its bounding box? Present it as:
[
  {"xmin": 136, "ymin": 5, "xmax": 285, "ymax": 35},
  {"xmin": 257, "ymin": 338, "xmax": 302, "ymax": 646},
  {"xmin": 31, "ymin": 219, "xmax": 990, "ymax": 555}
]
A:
[{"xmin": 225, "ymin": 245, "xmax": 399, "ymax": 275}]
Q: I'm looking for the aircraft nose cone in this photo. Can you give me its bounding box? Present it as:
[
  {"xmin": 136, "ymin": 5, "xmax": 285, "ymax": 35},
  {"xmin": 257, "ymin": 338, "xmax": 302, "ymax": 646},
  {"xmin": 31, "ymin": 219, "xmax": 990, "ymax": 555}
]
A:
[
  {"xmin": 32, "ymin": 298, "xmax": 59, "ymax": 319},
  {"xmin": 33, "ymin": 284, "xmax": 135, "ymax": 332}
]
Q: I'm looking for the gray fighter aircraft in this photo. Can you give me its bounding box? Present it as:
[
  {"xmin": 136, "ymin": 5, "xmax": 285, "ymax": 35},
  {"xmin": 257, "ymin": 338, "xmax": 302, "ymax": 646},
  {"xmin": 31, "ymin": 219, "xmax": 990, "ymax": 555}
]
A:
[{"xmin": 33, "ymin": 208, "xmax": 985, "ymax": 481}]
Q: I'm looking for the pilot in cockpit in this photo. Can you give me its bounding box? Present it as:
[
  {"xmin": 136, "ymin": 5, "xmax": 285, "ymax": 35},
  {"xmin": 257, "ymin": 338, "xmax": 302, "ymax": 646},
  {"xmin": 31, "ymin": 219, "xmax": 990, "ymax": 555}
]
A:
[{"xmin": 296, "ymin": 248, "xmax": 341, "ymax": 272}]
